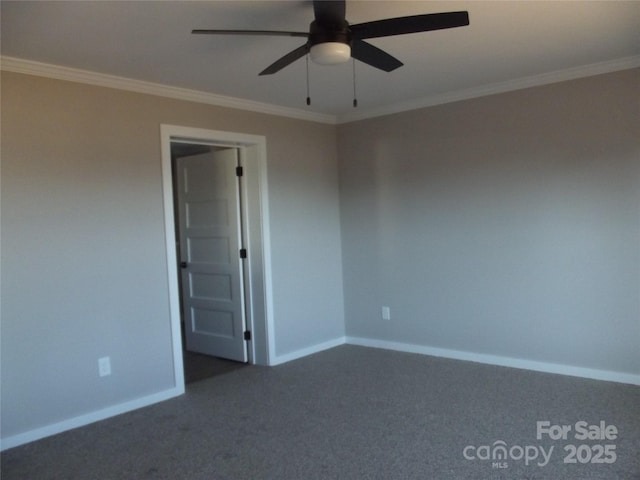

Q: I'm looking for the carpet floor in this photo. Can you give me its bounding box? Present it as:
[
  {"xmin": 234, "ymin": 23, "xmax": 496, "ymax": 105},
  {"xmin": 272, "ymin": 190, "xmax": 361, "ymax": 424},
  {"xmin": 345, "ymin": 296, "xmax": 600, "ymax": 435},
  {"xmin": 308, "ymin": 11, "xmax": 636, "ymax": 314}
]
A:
[{"xmin": 2, "ymin": 345, "xmax": 639, "ymax": 479}]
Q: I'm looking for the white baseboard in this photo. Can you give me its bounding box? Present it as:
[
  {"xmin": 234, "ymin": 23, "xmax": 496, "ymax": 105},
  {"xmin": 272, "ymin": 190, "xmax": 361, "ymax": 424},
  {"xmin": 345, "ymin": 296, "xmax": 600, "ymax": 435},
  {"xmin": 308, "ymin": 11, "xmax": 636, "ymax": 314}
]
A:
[
  {"xmin": 270, "ymin": 336, "xmax": 346, "ymax": 366},
  {"xmin": 2, "ymin": 336, "xmax": 347, "ymax": 450},
  {"xmin": 346, "ymin": 336, "xmax": 640, "ymax": 386},
  {"xmin": 5, "ymin": 337, "xmax": 636, "ymax": 450},
  {"xmin": 1, "ymin": 386, "xmax": 185, "ymax": 451}
]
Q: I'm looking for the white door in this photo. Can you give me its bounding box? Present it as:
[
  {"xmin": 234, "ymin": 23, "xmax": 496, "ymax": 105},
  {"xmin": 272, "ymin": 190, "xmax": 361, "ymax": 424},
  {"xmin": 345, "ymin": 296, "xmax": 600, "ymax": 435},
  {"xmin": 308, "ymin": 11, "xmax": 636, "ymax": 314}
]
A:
[{"xmin": 175, "ymin": 147, "xmax": 247, "ymax": 362}]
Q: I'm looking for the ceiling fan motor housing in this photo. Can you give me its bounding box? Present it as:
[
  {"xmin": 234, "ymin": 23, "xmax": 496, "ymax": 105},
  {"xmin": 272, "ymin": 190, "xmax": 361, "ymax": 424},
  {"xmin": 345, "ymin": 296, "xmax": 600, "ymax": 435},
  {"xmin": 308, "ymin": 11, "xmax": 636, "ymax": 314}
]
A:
[{"xmin": 308, "ymin": 19, "xmax": 352, "ymax": 46}]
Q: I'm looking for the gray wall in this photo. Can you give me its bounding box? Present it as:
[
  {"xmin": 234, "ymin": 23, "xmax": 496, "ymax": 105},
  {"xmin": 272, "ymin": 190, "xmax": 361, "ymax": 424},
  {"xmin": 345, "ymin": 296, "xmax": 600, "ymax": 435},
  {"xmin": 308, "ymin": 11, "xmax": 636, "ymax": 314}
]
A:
[
  {"xmin": 0, "ymin": 71, "xmax": 345, "ymax": 440},
  {"xmin": 338, "ymin": 69, "xmax": 639, "ymax": 375},
  {"xmin": 2, "ymin": 66, "xmax": 638, "ymax": 445}
]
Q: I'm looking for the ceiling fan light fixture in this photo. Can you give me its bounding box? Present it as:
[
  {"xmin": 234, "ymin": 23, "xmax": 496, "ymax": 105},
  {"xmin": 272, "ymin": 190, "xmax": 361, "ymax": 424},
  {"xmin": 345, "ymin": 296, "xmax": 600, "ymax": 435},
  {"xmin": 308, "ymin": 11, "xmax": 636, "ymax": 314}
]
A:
[
  {"xmin": 309, "ymin": 42, "xmax": 351, "ymax": 65},
  {"xmin": 194, "ymin": 2, "xmax": 470, "ymax": 76}
]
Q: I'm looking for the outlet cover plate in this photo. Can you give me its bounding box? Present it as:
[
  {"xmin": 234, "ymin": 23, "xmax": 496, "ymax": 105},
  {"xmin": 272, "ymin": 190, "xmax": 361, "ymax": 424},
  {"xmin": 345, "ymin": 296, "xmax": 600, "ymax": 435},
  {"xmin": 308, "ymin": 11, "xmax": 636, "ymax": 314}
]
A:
[{"xmin": 98, "ymin": 357, "xmax": 111, "ymax": 377}]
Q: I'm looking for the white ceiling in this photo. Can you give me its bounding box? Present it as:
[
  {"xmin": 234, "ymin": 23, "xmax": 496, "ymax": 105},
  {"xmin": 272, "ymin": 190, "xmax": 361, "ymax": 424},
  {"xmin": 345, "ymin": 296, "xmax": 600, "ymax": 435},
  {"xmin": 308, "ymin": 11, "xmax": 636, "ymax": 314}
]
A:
[{"xmin": 2, "ymin": 1, "xmax": 639, "ymax": 122}]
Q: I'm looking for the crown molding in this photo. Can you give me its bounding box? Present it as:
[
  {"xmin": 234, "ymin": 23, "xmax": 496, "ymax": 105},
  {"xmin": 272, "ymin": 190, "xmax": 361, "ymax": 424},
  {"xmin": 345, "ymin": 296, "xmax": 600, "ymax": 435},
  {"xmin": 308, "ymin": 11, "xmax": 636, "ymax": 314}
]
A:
[
  {"xmin": 3, "ymin": 55, "xmax": 638, "ymax": 126},
  {"xmin": 0, "ymin": 56, "xmax": 337, "ymax": 125},
  {"xmin": 336, "ymin": 55, "xmax": 640, "ymax": 124}
]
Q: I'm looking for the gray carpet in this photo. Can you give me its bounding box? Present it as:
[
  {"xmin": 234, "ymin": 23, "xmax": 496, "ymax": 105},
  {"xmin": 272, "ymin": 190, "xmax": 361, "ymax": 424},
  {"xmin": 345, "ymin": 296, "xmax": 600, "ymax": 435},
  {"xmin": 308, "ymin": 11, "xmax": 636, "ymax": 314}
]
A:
[
  {"xmin": 182, "ymin": 350, "xmax": 247, "ymax": 384},
  {"xmin": 2, "ymin": 345, "xmax": 639, "ymax": 479}
]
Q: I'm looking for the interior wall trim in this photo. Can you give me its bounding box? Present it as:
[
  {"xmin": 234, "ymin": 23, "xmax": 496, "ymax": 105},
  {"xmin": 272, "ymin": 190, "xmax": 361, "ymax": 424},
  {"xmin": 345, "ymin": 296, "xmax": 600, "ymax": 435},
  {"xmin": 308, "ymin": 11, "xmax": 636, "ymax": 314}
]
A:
[
  {"xmin": 346, "ymin": 337, "xmax": 640, "ymax": 386},
  {"xmin": 0, "ymin": 387, "xmax": 184, "ymax": 451},
  {"xmin": 0, "ymin": 55, "xmax": 336, "ymax": 125},
  {"xmin": 336, "ymin": 55, "xmax": 640, "ymax": 124},
  {"xmin": 269, "ymin": 337, "xmax": 346, "ymax": 366},
  {"xmin": 159, "ymin": 125, "xmax": 275, "ymax": 368},
  {"xmin": 2, "ymin": 55, "xmax": 638, "ymax": 126},
  {"xmin": 3, "ymin": 335, "xmax": 637, "ymax": 450}
]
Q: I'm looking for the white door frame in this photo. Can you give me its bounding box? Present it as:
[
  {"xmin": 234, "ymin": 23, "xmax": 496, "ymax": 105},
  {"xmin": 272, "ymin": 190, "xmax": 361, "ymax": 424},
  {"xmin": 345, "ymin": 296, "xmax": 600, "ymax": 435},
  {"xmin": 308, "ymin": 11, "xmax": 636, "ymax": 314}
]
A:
[{"xmin": 160, "ymin": 125, "xmax": 275, "ymax": 389}]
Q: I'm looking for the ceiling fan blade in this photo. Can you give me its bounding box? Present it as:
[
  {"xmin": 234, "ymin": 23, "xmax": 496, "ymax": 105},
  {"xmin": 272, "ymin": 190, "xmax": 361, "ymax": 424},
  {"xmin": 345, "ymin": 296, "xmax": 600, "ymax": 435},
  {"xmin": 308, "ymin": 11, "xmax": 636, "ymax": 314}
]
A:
[
  {"xmin": 259, "ymin": 44, "xmax": 309, "ymax": 75},
  {"xmin": 313, "ymin": 0, "xmax": 346, "ymax": 24},
  {"xmin": 192, "ymin": 29, "xmax": 308, "ymax": 38},
  {"xmin": 351, "ymin": 39, "xmax": 403, "ymax": 72},
  {"xmin": 351, "ymin": 11, "xmax": 469, "ymax": 40}
]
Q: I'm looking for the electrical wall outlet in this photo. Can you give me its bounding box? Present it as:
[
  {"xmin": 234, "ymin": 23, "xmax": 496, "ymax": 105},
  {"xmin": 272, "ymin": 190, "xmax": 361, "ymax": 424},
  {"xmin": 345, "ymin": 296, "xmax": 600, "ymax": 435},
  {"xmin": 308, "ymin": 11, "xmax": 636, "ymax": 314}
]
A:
[
  {"xmin": 98, "ymin": 357, "xmax": 111, "ymax": 377},
  {"xmin": 381, "ymin": 306, "xmax": 391, "ymax": 321}
]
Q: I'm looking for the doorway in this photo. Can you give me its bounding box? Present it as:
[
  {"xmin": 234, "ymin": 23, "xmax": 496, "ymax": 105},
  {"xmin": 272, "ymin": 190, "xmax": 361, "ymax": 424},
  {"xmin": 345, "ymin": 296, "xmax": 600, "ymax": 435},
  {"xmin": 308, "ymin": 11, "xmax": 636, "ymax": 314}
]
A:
[
  {"xmin": 172, "ymin": 144, "xmax": 248, "ymax": 381},
  {"xmin": 173, "ymin": 144, "xmax": 247, "ymax": 363},
  {"xmin": 160, "ymin": 125, "xmax": 274, "ymax": 390}
]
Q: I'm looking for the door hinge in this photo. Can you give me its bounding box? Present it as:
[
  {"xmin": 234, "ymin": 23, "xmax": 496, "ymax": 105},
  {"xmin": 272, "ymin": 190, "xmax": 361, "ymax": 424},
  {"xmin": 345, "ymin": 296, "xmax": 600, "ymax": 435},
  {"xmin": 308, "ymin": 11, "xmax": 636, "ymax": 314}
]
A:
[
  {"xmin": 240, "ymin": 248, "xmax": 247, "ymax": 259},
  {"xmin": 244, "ymin": 330, "xmax": 251, "ymax": 341},
  {"xmin": 236, "ymin": 166, "xmax": 243, "ymax": 177}
]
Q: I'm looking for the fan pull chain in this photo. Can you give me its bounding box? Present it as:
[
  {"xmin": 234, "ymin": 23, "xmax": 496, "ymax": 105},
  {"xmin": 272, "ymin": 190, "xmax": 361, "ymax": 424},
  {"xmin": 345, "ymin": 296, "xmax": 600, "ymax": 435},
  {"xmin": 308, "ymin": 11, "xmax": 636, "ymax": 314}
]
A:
[
  {"xmin": 306, "ymin": 54, "xmax": 311, "ymax": 106},
  {"xmin": 352, "ymin": 59, "xmax": 358, "ymax": 108}
]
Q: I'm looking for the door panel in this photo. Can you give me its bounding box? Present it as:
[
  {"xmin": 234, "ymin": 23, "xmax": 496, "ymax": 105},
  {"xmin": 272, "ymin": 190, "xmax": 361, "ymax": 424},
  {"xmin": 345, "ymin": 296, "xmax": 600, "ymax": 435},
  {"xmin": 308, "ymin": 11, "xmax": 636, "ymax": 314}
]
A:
[{"xmin": 176, "ymin": 148, "xmax": 247, "ymax": 362}]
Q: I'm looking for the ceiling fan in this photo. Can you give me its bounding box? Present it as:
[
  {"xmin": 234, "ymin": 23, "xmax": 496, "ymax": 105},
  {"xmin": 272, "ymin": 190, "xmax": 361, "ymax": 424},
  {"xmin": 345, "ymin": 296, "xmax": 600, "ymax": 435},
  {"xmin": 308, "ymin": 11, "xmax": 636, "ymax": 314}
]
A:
[{"xmin": 193, "ymin": 0, "xmax": 469, "ymax": 76}]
